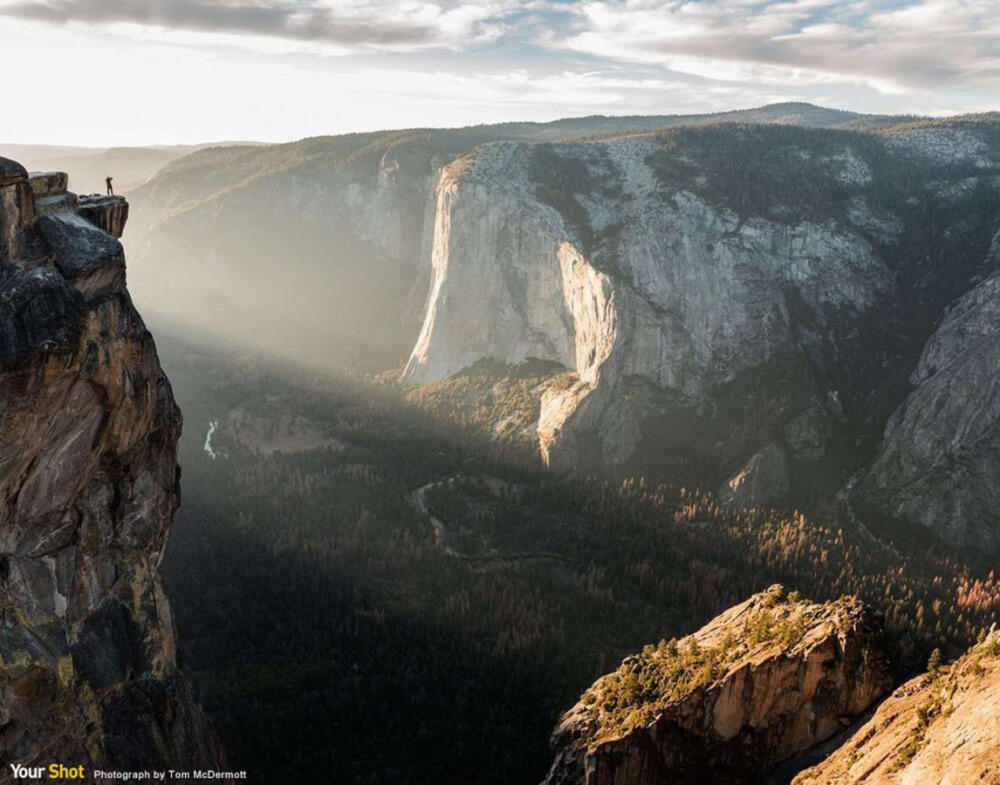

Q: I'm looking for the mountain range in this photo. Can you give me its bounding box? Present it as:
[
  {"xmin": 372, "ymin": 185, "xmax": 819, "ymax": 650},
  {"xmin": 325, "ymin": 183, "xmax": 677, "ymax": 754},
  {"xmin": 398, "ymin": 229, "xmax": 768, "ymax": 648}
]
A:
[
  {"xmin": 118, "ymin": 103, "xmax": 1000, "ymax": 553},
  {"xmin": 0, "ymin": 142, "xmax": 263, "ymax": 195}
]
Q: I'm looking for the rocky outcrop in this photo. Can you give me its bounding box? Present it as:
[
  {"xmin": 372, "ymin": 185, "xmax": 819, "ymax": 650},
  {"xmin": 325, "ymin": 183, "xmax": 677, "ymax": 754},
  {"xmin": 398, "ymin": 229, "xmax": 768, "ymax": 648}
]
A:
[
  {"xmin": 718, "ymin": 444, "xmax": 790, "ymax": 508},
  {"xmin": 854, "ymin": 255, "xmax": 1000, "ymax": 552},
  {"xmin": 0, "ymin": 158, "xmax": 223, "ymax": 774},
  {"xmin": 543, "ymin": 586, "xmax": 892, "ymax": 785},
  {"xmin": 78, "ymin": 194, "xmax": 130, "ymax": 239},
  {"xmin": 793, "ymin": 628, "xmax": 1000, "ymax": 785}
]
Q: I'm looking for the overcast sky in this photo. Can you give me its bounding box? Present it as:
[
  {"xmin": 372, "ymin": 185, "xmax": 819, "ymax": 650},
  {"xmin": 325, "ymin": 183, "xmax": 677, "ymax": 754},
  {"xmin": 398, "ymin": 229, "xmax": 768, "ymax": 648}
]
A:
[{"xmin": 1, "ymin": 0, "xmax": 997, "ymax": 146}]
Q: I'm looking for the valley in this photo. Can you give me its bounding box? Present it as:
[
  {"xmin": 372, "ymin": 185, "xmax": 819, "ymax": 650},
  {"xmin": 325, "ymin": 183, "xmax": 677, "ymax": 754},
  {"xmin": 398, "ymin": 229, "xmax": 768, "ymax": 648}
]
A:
[
  {"xmin": 4, "ymin": 99, "xmax": 1000, "ymax": 785},
  {"xmin": 152, "ymin": 325, "xmax": 998, "ymax": 784},
  {"xmin": 122, "ymin": 107, "xmax": 1000, "ymax": 783}
]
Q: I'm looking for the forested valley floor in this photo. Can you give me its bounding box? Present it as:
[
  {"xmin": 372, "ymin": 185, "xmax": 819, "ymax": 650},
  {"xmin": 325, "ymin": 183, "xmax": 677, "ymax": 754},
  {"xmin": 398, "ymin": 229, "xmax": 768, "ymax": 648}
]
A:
[{"xmin": 156, "ymin": 330, "xmax": 999, "ymax": 785}]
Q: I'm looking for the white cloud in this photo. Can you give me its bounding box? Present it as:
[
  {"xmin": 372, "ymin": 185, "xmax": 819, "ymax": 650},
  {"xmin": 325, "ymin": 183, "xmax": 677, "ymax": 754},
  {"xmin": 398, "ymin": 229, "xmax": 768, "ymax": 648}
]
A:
[
  {"xmin": 550, "ymin": 0, "xmax": 1000, "ymax": 93},
  {"xmin": 0, "ymin": 0, "xmax": 522, "ymax": 51},
  {"xmin": 0, "ymin": 0, "xmax": 995, "ymax": 145}
]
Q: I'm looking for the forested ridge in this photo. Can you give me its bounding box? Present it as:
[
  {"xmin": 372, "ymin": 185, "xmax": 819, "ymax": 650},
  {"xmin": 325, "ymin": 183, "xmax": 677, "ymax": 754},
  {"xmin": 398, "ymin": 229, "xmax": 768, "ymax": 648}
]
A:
[{"xmin": 156, "ymin": 335, "xmax": 999, "ymax": 785}]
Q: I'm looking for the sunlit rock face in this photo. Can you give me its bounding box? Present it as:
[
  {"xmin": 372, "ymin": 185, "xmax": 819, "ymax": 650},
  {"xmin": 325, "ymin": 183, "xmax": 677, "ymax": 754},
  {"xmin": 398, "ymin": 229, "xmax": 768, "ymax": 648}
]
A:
[
  {"xmin": 402, "ymin": 134, "xmax": 894, "ymax": 474},
  {"xmin": 793, "ymin": 627, "xmax": 1000, "ymax": 785},
  {"xmin": 542, "ymin": 587, "xmax": 892, "ymax": 785},
  {"xmin": 0, "ymin": 159, "xmax": 224, "ymax": 771}
]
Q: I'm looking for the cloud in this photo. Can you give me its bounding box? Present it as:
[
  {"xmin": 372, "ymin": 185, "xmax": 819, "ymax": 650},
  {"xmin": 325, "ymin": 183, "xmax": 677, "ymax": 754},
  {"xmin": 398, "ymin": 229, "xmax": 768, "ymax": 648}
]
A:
[
  {"xmin": 4, "ymin": 0, "xmax": 998, "ymax": 94},
  {"xmin": 0, "ymin": 14, "xmax": 798, "ymax": 148},
  {"xmin": 549, "ymin": 0, "xmax": 1000, "ymax": 93},
  {"xmin": 1, "ymin": 0, "xmax": 995, "ymax": 147},
  {"xmin": 0, "ymin": 0, "xmax": 516, "ymax": 49}
]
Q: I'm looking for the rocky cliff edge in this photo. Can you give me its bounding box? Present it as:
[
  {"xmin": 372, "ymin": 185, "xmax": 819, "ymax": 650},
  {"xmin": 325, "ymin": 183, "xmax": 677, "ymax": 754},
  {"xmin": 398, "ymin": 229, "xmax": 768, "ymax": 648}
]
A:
[{"xmin": 0, "ymin": 159, "xmax": 223, "ymax": 776}]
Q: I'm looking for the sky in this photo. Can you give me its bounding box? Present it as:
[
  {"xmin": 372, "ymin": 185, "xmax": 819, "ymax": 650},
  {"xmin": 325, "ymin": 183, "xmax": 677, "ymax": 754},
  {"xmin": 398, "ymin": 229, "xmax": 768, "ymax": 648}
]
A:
[{"xmin": 0, "ymin": 0, "xmax": 998, "ymax": 146}]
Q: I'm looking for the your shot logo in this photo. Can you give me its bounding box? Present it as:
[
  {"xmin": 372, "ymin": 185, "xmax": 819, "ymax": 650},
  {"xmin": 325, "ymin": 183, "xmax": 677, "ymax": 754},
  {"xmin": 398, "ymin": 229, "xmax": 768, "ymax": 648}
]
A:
[{"xmin": 9, "ymin": 764, "xmax": 85, "ymax": 780}]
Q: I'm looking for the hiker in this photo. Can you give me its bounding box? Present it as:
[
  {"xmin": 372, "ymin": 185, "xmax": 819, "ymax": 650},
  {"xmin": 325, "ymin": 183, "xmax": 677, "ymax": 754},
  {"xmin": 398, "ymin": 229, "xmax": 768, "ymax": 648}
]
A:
[{"xmin": 106, "ymin": 176, "xmax": 114, "ymax": 196}]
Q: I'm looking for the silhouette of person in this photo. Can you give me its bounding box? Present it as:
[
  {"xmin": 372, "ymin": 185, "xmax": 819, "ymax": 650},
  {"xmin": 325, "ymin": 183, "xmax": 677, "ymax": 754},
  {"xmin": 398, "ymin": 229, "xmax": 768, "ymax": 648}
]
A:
[{"xmin": 106, "ymin": 176, "xmax": 114, "ymax": 196}]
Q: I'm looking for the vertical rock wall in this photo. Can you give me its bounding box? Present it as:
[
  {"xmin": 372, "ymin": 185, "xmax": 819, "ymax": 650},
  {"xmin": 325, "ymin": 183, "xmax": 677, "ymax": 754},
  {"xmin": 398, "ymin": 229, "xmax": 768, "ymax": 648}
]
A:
[
  {"xmin": 0, "ymin": 158, "xmax": 223, "ymax": 777},
  {"xmin": 853, "ymin": 237, "xmax": 1000, "ymax": 551},
  {"xmin": 401, "ymin": 137, "xmax": 893, "ymax": 475}
]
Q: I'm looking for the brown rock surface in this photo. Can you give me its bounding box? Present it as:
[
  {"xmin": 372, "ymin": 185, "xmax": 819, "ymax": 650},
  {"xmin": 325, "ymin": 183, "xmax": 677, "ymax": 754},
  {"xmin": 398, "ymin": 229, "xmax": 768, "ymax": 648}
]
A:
[
  {"xmin": 0, "ymin": 161, "xmax": 223, "ymax": 776},
  {"xmin": 543, "ymin": 586, "xmax": 893, "ymax": 785},
  {"xmin": 78, "ymin": 194, "xmax": 130, "ymax": 239},
  {"xmin": 793, "ymin": 628, "xmax": 1000, "ymax": 785},
  {"xmin": 0, "ymin": 158, "xmax": 27, "ymax": 187}
]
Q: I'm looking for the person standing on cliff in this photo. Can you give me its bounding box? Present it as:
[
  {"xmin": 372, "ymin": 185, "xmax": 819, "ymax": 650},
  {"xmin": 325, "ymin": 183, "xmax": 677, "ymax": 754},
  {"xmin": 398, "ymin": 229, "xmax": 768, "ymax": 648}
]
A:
[{"xmin": 105, "ymin": 176, "xmax": 114, "ymax": 196}]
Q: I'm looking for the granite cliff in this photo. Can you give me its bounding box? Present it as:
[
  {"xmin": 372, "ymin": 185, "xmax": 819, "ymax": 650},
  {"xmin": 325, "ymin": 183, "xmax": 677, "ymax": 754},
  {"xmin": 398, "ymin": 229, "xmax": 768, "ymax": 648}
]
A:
[
  {"xmin": 401, "ymin": 133, "xmax": 895, "ymax": 484},
  {"xmin": 853, "ymin": 248, "xmax": 1000, "ymax": 552},
  {"xmin": 793, "ymin": 627, "xmax": 1000, "ymax": 785},
  {"xmin": 0, "ymin": 159, "xmax": 223, "ymax": 775},
  {"xmin": 542, "ymin": 586, "xmax": 892, "ymax": 785},
  {"xmin": 401, "ymin": 119, "xmax": 1000, "ymax": 549}
]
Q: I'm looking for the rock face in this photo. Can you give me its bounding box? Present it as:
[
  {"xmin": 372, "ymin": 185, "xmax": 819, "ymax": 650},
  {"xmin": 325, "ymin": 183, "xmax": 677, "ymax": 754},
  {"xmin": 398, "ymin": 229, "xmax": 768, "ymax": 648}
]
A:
[
  {"xmin": 78, "ymin": 194, "xmax": 130, "ymax": 239},
  {"xmin": 399, "ymin": 119, "xmax": 1000, "ymax": 549},
  {"xmin": 0, "ymin": 159, "xmax": 223, "ymax": 772},
  {"xmin": 793, "ymin": 628, "xmax": 1000, "ymax": 785},
  {"xmin": 403, "ymin": 135, "xmax": 895, "ymax": 475},
  {"xmin": 543, "ymin": 586, "xmax": 892, "ymax": 785},
  {"xmin": 718, "ymin": 444, "xmax": 790, "ymax": 509},
  {"xmin": 854, "ymin": 253, "xmax": 1000, "ymax": 551}
]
